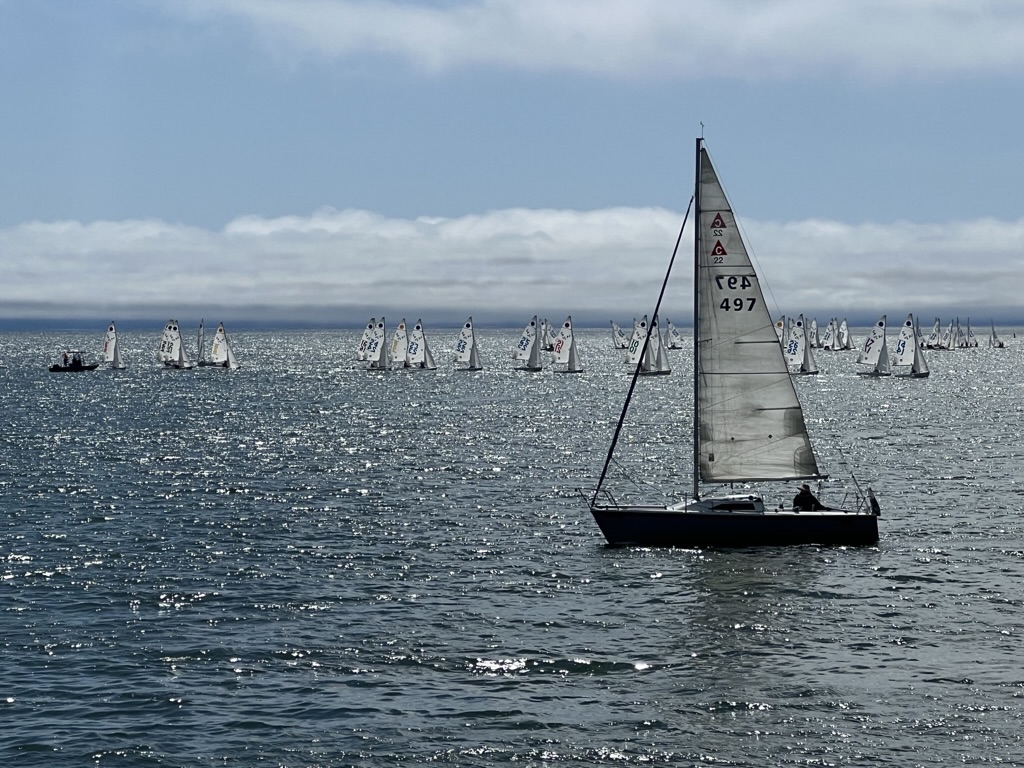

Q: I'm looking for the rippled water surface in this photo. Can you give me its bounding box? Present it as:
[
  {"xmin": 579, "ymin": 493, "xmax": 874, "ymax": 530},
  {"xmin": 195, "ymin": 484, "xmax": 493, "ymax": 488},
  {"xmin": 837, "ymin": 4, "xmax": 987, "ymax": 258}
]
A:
[{"xmin": 3, "ymin": 327, "xmax": 1024, "ymax": 766}]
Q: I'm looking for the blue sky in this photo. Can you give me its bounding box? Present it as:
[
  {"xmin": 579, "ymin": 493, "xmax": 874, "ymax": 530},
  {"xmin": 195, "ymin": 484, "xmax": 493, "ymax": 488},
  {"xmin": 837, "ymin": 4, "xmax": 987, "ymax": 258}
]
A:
[{"xmin": 2, "ymin": 0, "xmax": 1024, "ymax": 327}]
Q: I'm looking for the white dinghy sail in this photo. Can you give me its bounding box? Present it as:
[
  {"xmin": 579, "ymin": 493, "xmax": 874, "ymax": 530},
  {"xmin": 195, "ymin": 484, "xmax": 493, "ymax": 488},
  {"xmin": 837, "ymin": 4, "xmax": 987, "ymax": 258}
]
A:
[
  {"xmin": 366, "ymin": 317, "xmax": 390, "ymax": 371},
  {"xmin": 585, "ymin": 138, "xmax": 879, "ymax": 547},
  {"xmin": 209, "ymin": 323, "xmax": 241, "ymax": 370},
  {"xmin": 102, "ymin": 322, "xmax": 126, "ymax": 369},
  {"xmin": 552, "ymin": 316, "xmax": 583, "ymax": 374},
  {"xmin": 407, "ymin": 320, "xmax": 437, "ymax": 370},
  {"xmin": 454, "ymin": 317, "xmax": 483, "ymax": 371},
  {"xmin": 514, "ymin": 315, "xmax": 543, "ymax": 372},
  {"xmin": 857, "ymin": 316, "xmax": 891, "ymax": 377}
]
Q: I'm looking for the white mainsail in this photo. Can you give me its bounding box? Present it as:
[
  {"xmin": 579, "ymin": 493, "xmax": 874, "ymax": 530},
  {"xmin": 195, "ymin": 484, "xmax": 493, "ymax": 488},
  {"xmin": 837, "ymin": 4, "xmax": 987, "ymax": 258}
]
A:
[
  {"xmin": 407, "ymin": 320, "xmax": 437, "ymax": 369},
  {"xmin": 837, "ymin": 318, "xmax": 854, "ymax": 350},
  {"xmin": 552, "ymin": 316, "xmax": 583, "ymax": 373},
  {"xmin": 103, "ymin": 322, "xmax": 125, "ymax": 369},
  {"xmin": 454, "ymin": 316, "xmax": 483, "ymax": 370},
  {"xmin": 665, "ymin": 319, "xmax": 685, "ymax": 349},
  {"xmin": 990, "ymin": 320, "xmax": 1005, "ymax": 348},
  {"xmin": 626, "ymin": 315, "xmax": 649, "ymax": 365},
  {"xmin": 209, "ymin": 323, "xmax": 240, "ymax": 370},
  {"xmin": 610, "ymin": 321, "xmax": 628, "ymax": 349},
  {"xmin": 891, "ymin": 314, "xmax": 917, "ymax": 367},
  {"xmin": 390, "ymin": 319, "xmax": 409, "ymax": 367},
  {"xmin": 356, "ymin": 318, "xmax": 376, "ymax": 361},
  {"xmin": 514, "ymin": 315, "xmax": 542, "ymax": 371},
  {"xmin": 695, "ymin": 145, "xmax": 820, "ymax": 485},
  {"xmin": 157, "ymin": 320, "xmax": 174, "ymax": 363},
  {"xmin": 857, "ymin": 316, "xmax": 887, "ymax": 366},
  {"xmin": 366, "ymin": 317, "xmax": 389, "ymax": 370}
]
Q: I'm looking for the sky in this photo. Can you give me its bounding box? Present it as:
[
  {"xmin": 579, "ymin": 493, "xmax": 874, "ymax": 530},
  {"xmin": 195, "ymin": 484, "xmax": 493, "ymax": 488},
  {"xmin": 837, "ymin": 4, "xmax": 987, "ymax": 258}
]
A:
[{"xmin": 2, "ymin": 0, "xmax": 1024, "ymax": 328}]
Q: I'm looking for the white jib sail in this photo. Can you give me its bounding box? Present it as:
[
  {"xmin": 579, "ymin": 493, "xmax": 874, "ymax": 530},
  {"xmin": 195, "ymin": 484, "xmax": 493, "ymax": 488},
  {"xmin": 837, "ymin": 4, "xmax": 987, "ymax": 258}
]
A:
[
  {"xmin": 696, "ymin": 145, "xmax": 819, "ymax": 483},
  {"xmin": 103, "ymin": 322, "xmax": 119, "ymax": 365},
  {"xmin": 408, "ymin": 320, "xmax": 436, "ymax": 369},
  {"xmin": 785, "ymin": 315, "xmax": 806, "ymax": 366}
]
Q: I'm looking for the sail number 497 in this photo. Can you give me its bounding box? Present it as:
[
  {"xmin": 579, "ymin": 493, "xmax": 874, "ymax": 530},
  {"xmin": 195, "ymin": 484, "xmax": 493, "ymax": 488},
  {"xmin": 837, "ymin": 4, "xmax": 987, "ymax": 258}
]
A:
[{"xmin": 714, "ymin": 275, "xmax": 756, "ymax": 311}]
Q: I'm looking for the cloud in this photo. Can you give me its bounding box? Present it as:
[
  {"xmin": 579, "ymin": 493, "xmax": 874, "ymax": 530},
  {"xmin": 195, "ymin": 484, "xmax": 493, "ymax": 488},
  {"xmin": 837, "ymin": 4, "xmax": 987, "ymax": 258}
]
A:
[
  {"xmin": 2, "ymin": 206, "xmax": 1024, "ymax": 325},
  {"xmin": 165, "ymin": 0, "xmax": 1024, "ymax": 80}
]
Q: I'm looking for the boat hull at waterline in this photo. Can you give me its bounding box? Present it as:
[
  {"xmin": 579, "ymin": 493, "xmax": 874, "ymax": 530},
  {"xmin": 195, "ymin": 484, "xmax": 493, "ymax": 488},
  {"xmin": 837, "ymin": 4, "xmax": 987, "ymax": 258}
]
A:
[{"xmin": 588, "ymin": 497, "xmax": 879, "ymax": 547}]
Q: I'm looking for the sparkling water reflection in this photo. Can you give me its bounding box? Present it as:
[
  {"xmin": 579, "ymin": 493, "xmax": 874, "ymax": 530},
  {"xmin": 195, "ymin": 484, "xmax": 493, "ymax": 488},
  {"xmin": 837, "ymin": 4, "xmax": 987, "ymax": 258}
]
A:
[{"xmin": 2, "ymin": 327, "xmax": 1024, "ymax": 765}]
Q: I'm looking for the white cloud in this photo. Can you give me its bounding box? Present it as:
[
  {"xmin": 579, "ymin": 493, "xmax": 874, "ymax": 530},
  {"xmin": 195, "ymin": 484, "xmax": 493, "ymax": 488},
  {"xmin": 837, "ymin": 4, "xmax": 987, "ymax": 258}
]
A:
[
  {"xmin": 2, "ymin": 207, "xmax": 1023, "ymax": 324},
  {"xmin": 165, "ymin": 0, "xmax": 1024, "ymax": 80}
]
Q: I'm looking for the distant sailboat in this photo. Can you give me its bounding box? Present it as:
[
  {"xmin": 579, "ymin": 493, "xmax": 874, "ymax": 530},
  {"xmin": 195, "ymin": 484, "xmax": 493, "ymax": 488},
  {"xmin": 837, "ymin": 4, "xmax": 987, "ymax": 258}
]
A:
[
  {"xmin": 514, "ymin": 315, "xmax": 543, "ymax": 372},
  {"xmin": 610, "ymin": 319, "xmax": 626, "ymax": 350},
  {"xmin": 857, "ymin": 315, "xmax": 891, "ymax": 377},
  {"xmin": 208, "ymin": 323, "xmax": 241, "ymax": 370},
  {"xmin": 390, "ymin": 319, "xmax": 409, "ymax": 368},
  {"xmin": 785, "ymin": 314, "xmax": 818, "ymax": 375},
  {"xmin": 665, "ymin": 318, "xmax": 685, "ymax": 349},
  {"xmin": 102, "ymin": 321, "xmax": 126, "ymax": 370},
  {"xmin": 157, "ymin": 320, "xmax": 193, "ymax": 369},
  {"xmin": 454, "ymin": 316, "xmax": 483, "ymax": 371},
  {"xmin": 356, "ymin": 318, "xmax": 376, "ymax": 361},
  {"xmin": 407, "ymin": 320, "xmax": 437, "ymax": 370},
  {"xmin": 990, "ymin": 320, "xmax": 1006, "ymax": 348},
  {"xmin": 196, "ymin": 319, "xmax": 206, "ymax": 365},
  {"xmin": 892, "ymin": 314, "xmax": 929, "ymax": 378},
  {"xmin": 366, "ymin": 317, "xmax": 389, "ymax": 371},
  {"xmin": 552, "ymin": 316, "xmax": 583, "ymax": 374}
]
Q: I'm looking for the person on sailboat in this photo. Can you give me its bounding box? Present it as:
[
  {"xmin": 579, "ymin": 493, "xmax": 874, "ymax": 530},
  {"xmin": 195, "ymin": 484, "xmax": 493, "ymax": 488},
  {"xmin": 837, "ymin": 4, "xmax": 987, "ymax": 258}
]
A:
[{"xmin": 793, "ymin": 484, "xmax": 827, "ymax": 511}]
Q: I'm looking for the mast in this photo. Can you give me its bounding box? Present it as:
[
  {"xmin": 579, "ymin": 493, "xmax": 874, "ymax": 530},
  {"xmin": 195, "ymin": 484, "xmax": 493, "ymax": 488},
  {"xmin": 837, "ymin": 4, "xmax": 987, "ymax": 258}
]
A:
[{"xmin": 692, "ymin": 136, "xmax": 702, "ymax": 501}]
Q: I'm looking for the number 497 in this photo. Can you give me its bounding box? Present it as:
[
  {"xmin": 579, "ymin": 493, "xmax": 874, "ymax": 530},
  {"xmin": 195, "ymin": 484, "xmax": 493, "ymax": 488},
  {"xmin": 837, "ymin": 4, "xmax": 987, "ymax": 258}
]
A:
[{"xmin": 720, "ymin": 298, "xmax": 756, "ymax": 311}]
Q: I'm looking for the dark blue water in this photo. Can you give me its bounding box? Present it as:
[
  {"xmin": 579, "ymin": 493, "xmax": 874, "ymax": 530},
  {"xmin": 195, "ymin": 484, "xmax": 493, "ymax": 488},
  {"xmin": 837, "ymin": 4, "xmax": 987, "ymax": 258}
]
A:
[{"xmin": 3, "ymin": 327, "xmax": 1024, "ymax": 766}]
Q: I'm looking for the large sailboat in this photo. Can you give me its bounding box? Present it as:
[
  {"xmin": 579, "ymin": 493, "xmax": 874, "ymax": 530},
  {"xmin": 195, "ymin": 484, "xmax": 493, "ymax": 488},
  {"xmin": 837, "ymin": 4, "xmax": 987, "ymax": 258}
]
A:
[{"xmin": 585, "ymin": 139, "xmax": 880, "ymax": 547}]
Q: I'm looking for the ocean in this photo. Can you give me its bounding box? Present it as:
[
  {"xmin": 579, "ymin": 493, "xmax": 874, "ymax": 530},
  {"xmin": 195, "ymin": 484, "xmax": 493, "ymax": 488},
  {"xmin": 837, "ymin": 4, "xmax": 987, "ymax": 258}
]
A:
[{"xmin": 2, "ymin": 325, "xmax": 1024, "ymax": 766}]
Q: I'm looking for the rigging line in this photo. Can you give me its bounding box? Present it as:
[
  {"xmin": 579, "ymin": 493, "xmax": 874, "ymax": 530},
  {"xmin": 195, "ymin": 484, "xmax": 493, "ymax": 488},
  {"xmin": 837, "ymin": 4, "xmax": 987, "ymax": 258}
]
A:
[{"xmin": 591, "ymin": 194, "xmax": 694, "ymax": 506}]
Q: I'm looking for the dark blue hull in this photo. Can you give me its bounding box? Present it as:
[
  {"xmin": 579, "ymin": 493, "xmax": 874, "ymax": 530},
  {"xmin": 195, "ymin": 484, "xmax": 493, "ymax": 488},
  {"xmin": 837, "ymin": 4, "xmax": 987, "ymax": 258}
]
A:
[{"xmin": 590, "ymin": 506, "xmax": 879, "ymax": 547}]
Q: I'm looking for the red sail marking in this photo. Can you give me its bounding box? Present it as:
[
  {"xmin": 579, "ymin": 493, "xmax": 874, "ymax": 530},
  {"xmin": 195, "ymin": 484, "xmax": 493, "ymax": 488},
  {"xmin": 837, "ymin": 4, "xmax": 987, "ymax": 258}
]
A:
[
  {"xmin": 711, "ymin": 240, "xmax": 728, "ymax": 256},
  {"xmin": 711, "ymin": 213, "xmax": 727, "ymax": 228}
]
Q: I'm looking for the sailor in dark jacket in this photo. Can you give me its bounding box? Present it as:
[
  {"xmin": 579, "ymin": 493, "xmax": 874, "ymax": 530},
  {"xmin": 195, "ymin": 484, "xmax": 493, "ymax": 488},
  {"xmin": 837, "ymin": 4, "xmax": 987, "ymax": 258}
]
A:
[{"xmin": 793, "ymin": 483, "xmax": 827, "ymax": 511}]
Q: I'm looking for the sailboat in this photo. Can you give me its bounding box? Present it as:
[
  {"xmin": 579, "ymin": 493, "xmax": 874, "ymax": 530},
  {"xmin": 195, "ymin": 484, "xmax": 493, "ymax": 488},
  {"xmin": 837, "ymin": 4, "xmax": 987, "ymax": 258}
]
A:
[
  {"xmin": 665, "ymin": 319, "xmax": 685, "ymax": 349},
  {"xmin": 196, "ymin": 319, "xmax": 207, "ymax": 365},
  {"xmin": 406, "ymin": 320, "xmax": 437, "ymax": 370},
  {"xmin": 356, "ymin": 318, "xmax": 376, "ymax": 361},
  {"xmin": 513, "ymin": 315, "xmax": 543, "ymax": 371},
  {"xmin": 552, "ymin": 316, "xmax": 583, "ymax": 374},
  {"xmin": 837, "ymin": 318, "xmax": 854, "ymax": 350},
  {"xmin": 990, "ymin": 321, "xmax": 1006, "ymax": 348},
  {"xmin": 365, "ymin": 317, "xmax": 390, "ymax": 371},
  {"xmin": 157, "ymin": 320, "xmax": 193, "ymax": 369},
  {"xmin": 891, "ymin": 314, "xmax": 929, "ymax": 378},
  {"xmin": 102, "ymin": 321, "xmax": 126, "ymax": 370},
  {"xmin": 208, "ymin": 323, "xmax": 241, "ymax": 370},
  {"xmin": 586, "ymin": 138, "xmax": 879, "ymax": 547},
  {"xmin": 390, "ymin": 319, "xmax": 410, "ymax": 367},
  {"xmin": 610, "ymin": 321, "xmax": 629, "ymax": 350},
  {"xmin": 454, "ymin": 317, "xmax": 483, "ymax": 371},
  {"xmin": 857, "ymin": 315, "xmax": 891, "ymax": 376},
  {"xmin": 785, "ymin": 314, "xmax": 818, "ymax": 375}
]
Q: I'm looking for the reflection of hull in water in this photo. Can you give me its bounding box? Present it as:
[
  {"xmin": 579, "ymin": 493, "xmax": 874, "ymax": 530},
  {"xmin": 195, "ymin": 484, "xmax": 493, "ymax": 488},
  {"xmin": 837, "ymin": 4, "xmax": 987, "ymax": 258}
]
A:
[{"xmin": 589, "ymin": 497, "xmax": 879, "ymax": 547}]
